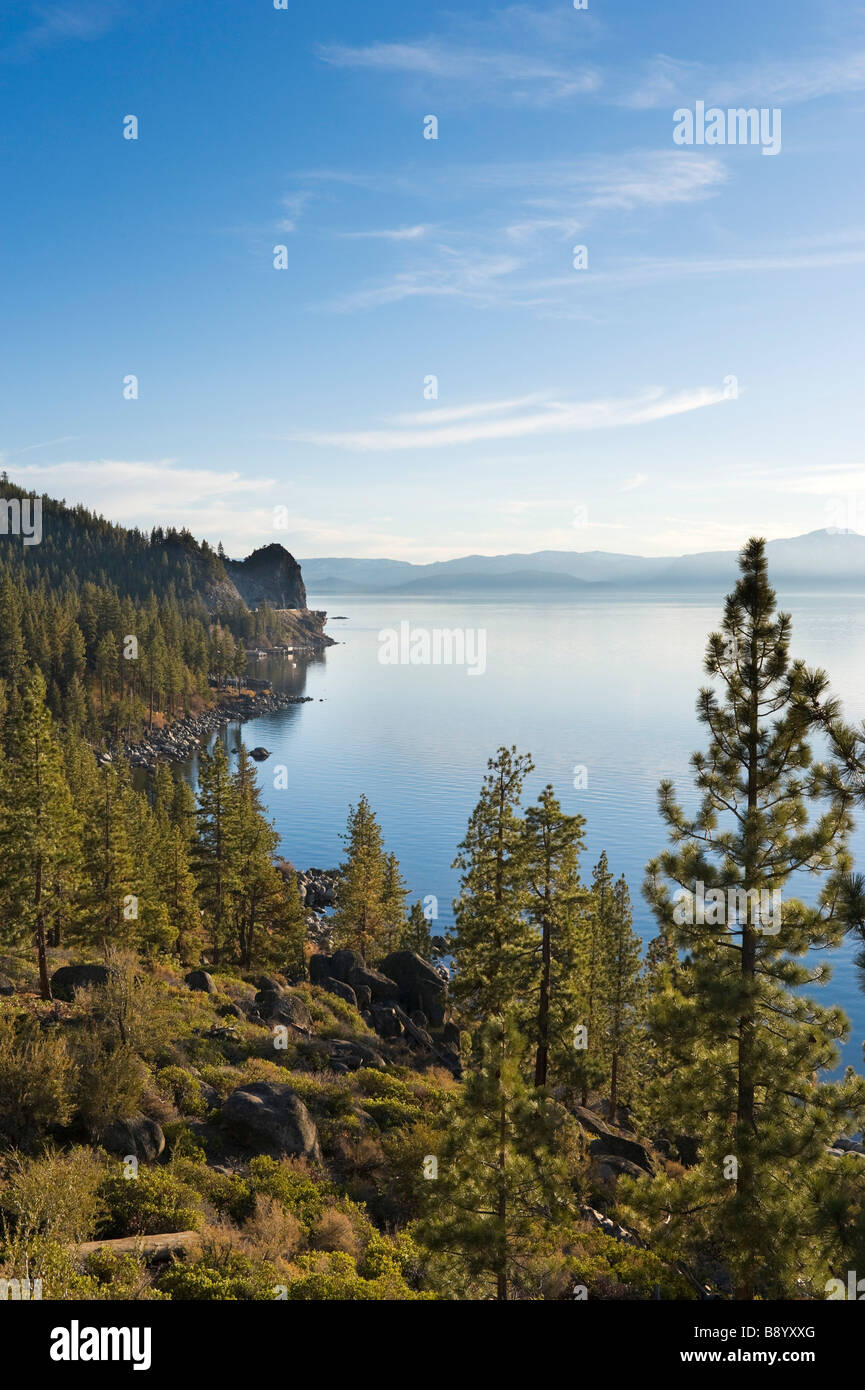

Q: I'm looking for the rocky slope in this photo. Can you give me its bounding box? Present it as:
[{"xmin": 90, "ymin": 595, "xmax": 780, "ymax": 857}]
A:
[{"xmin": 226, "ymin": 544, "xmax": 308, "ymax": 610}]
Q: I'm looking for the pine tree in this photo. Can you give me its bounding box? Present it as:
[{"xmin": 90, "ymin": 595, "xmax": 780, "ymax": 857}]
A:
[
  {"xmin": 230, "ymin": 748, "xmax": 281, "ymax": 968},
  {"xmin": 602, "ymin": 875, "xmax": 642, "ymax": 1122},
  {"xmin": 381, "ymin": 851, "xmax": 408, "ymax": 955},
  {"xmin": 417, "ymin": 1012, "xmax": 579, "ymax": 1300},
  {"xmin": 194, "ymin": 740, "xmax": 240, "ymax": 964},
  {"xmin": 330, "ymin": 795, "xmax": 387, "ymax": 957},
  {"xmin": 575, "ymin": 853, "xmax": 613, "ymax": 1106},
  {"xmin": 160, "ymin": 817, "xmax": 202, "ymax": 963},
  {"xmin": 629, "ymin": 538, "xmax": 865, "ymax": 1299},
  {"xmin": 0, "ymin": 669, "xmax": 81, "ymax": 997},
  {"xmin": 152, "ymin": 765, "xmax": 201, "ymax": 962},
  {"xmin": 0, "ymin": 575, "xmax": 27, "ymax": 699},
  {"xmin": 80, "ymin": 763, "xmax": 137, "ymax": 951},
  {"xmin": 399, "ymin": 900, "xmax": 437, "ymax": 957},
  {"xmin": 269, "ymin": 866, "xmax": 307, "ymax": 979},
  {"xmin": 451, "ymin": 747, "xmax": 535, "ymax": 1020},
  {"xmin": 522, "ymin": 785, "xmax": 586, "ymax": 1088}
]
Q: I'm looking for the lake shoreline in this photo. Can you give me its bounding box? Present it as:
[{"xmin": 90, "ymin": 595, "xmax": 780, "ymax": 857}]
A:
[{"xmin": 106, "ymin": 686, "xmax": 314, "ymax": 771}]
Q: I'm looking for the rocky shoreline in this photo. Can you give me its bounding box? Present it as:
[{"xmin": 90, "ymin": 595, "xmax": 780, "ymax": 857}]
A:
[{"xmin": 102, "ymin": 688, "xmax": 314, "ymax": 771}]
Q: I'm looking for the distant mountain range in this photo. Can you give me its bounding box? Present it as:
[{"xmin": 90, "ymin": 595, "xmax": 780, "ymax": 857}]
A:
[{"xmin": 300, "ymin": 531, "xmax": 865, "ymax": 595}]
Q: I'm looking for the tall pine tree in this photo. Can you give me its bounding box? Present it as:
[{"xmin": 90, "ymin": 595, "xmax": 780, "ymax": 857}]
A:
[{"xmin": 630, "ymin": 538, "xmax": 865, "ymax": 1299}]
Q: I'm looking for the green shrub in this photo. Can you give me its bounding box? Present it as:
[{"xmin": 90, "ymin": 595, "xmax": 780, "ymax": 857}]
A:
[
  {"xmin": 98, "ymin": 1166, "xmax": 204, "ymax": 1238},
  {"xmin": 362, "ymin": 1098, "xmax": 423, "ymax": 1131},
  {"xmin": 0, "ymin": 1147, "xmax": 104, "ymax": 1247},
  {"xmin": 156, "ymin": 1066, "xmax": 208, "ymax": 1118},
  {"xmin": 284, "ymin": 1250, "xmax": 430, "ymax": 1300},
  {"xmin": 161, "ymin": 1121, "xmax": 206, "ymax": 1162},
  {"xmin": 73, "ymin": 1035, "xmax": 145, "ymax": 1134},
  {"xmin": 171, "ymin": 1158, "xmax": 252, "ymax": 1223},
  {"xmin": 564, "ymin": 1230, "xmax": 696, "ymax": 1300},
  {"xmin": 0, "ymin": 1016, "xmax": 76, "ymax": 1151},
  {"xmin": 246, "ymin": 1157, "xmax": 333, "ymax": 1228},
  {"xmin": 353, "ymin": 1068, "xmax": 416, "ymax": 1102},
  {"xmin": 158, "ymin": 1251, "xmax": 278, "ymax": 1301},
  {"xmin": 83, "ymin": 1247, "xmax": 165, "ymax": 1300},
  {"xmin": 273, "ymin": 1071, "xmax": 353, "ymax": 1118}
]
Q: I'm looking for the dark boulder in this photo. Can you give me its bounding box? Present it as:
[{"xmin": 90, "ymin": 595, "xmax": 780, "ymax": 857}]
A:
[
  {"xmin": 592, "ymin": 1153, "xmax": 649, "ymax": 1182},
  {"xmin": 436, "ymin": 1045, "xmax": 462, "ymax": 1078},
  {"xmin": 51, "ymin": 963, "xmax": 109, "ymax": 1001},
  {"xmin": 380, "ymin": 951, "xmax": 447, "ymax": 1026},
  {"xmin": 0, "ymin": 974, "xmax": 14, "ymax": 997},
  {"xmin": 330, "ymin": 948, "xmax": 364, "ymax": 983},
  {"xmin": 255, "ymin": 988, "xmax": 312, "ymax": 1031},
  {"xmin": 257, "ymin": 975, "xmax": 284, "ymax": 993},
  {"xmin": 308, "ymin": 954, "xmax": 332, "ymax": 985},
  {"xmin": 200, "ymin": 1083, "xmax": 220, "ymax": 1111},
  {"xmin": 573, "ymin": 1105, "xmax": 655, "ymax": 1174},
  {"xmin": 348, "ymin": 965, "xmax": 399, "ymax": 1003},
  {"xmin": 221, "ymin": 1082, "xmax": 321, "ymax": 1161},
  {"xmin": 326, "ymin": 1039, "xmax": 385, "ymax": 1071},
  {"xmin": 354, "ymin": 983, "xmax": 372, "ymax": 1010},
  {"xmin": 370, "ymin": 1003, "xmax": 403, "ymax": 1038},
  {"xmin": 322, "ymin": 977, "xmax": 357, "ymax": 1008},
  {"xmin": 185, "ymin": 969, "xmax": 217, "ymax": 994},
  {"xmin": 100, "ymin": 1116, "xmax": 165, "ymax": 1163}
]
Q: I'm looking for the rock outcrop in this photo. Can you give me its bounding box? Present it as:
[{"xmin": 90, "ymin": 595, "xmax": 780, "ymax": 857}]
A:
[
  {"xmin": 381, "ymin": 951, "xmax": 448, "ymax": 1027},
  {"xmin": 572, "ymin": 1104, "xmax": 656, "ymax": 1176},
  {"xmin": 221, "ymin": 1082, "xmax": 322, "ymax": 1161},
  {"xmin": 185, "ymin": 969, "xmax": 217, "ymax": 994},
  {"xmin": 50, "ymin": 963, "xmax": 110, "ymax": 1000},
  {"xmin": 99, "ymin": 1116, "xmax": 166, "ymax": 1163},
  {"xmin": 225, "ymin": 544, "xmax": 308, "ymax": 610}
]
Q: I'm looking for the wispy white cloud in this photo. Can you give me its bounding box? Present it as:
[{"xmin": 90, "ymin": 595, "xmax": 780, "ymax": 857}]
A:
[
  {"xmin": 326, "ymin": 250, "xmax": 526, "ymax": 312},
  {"xmin": 2, "ymin": 1, "xmax": 129, "ymax": 60},
  {"xmin": 339, "ymin": 225, "xmax": 428, "ymax": 242},
  {"xmin": 512, "ymin": 235, "xmax": 865, "ymax": 296},
  {"xmin": 391, "ymin": 394, "xmax": 549, "ymax": 427},
  {"xmin": 317, "ymin": 38, "xmax": 600, "ymax": 106},
  {"xmin": 316, "ymin": 153, "xmax": 726, "ymax": 313},
  {"xmin": 487, "ymin": 153, "xmax": 727, "ymax": 211},
  {"xmin": 622, "ymin": 48, "xmax": 865, "ymax": 109},
  {"xmin": 294, "ymin": 385, "xmax": 730, "ymax": 453}
]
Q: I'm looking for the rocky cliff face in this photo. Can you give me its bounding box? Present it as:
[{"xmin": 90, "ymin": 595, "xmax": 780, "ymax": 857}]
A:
[{"xmin": 226, "ymin": 544, "xmax": 308, "ymax": 610}]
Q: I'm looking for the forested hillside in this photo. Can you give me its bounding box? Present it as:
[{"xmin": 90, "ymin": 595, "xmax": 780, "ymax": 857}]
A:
[{"xmin": 0, "ymin": 478, "xmax": 325, "ymax": 740}]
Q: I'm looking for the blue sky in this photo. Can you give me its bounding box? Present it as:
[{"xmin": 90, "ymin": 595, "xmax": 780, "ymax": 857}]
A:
[{"xmin": 2, "ymin": 0, "xmax": 865, "ymax": 560}]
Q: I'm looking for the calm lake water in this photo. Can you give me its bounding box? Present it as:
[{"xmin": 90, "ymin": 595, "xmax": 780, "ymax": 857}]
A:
[{"xmin": 188, "ymin": 589, "xmax": 865, "ymax": 1072}]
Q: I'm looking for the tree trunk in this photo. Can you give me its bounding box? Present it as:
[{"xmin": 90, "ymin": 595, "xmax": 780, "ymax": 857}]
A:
[
  {"xmin": 534, "ymin": 862, "xmax": 552, "ymax": 1087},
  {"xmin": 34, "ymin": 862, "xmax": 52, "ymax": 1001},
  {"xmin": 609, "ymin": 1049, "xmax": 619, "ymax": 1125},
  {"xmin": 735, "ymin": 636, "xmax": 759, "ymax": 1301},
  {"xmin": 497, "ymin": 1035, "xmax": 508, "ymax": 1301}
]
